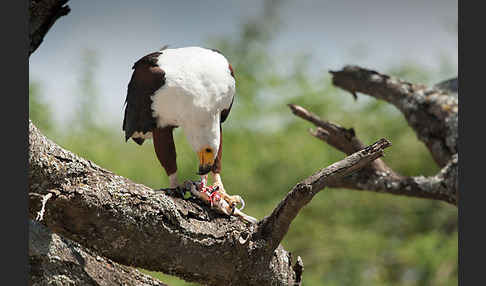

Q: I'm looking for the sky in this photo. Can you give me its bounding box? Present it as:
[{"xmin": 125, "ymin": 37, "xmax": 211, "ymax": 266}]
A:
[{"xmin": 29, "ymin": 0, "xmax": 457, "ymax": 127}]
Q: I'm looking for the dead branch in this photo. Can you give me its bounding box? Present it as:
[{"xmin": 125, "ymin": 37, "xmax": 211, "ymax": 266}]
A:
[
  {"xmin": 288, "ymin": 104, "xmax": 390, "ymax": 172},
  {"xmin": 288, "ymin": 66, "xmax": 458, "ymax": 205},
  {"xmin": 435, "ymin": 77, "xmax": 458, "ymax": 95},
  {"xmin": 28, "ymin": 120, "xmax": 296, "ymax": 285},
  {"xmin": 28, "ymin": 119, "xmax": 388, "ymax": 285},
  {"xmin": 255, "ymin": 138, "xmax": 391, "ymax": 252},
  {"xmin": 29, "ymin": 0, "xmax": 71, "ymax": 55},
  {"xmin": 330, "ymin": 65, "xmax": 458, "ymax": 168},
  {"xmin": 29, "ymin": 219, "xmax": 168, "ymax": 286}
]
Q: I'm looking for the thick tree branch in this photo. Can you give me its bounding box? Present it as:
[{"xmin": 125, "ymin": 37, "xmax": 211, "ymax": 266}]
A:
[
  {"xmin": 256, "ymin": 139, "xmax": 391, "ymax": 251},
  {"xmin": 324, "ymin": 156, "xmax": 458, "ymax": 205},
  {"xmin": 288, "ymin": 67, "xmax": 458, "ymax": 205},
  {"xmin": 288, "ymin": 103, "xmax": 390, "ymax": 172},
  {"xmin": 29, "ymin": 120, "xmax": 304, "ymax": 285},
  {"xmin": 330, "ymin": 66, "xmax": 458, "ymax": 168},
  {"xmin": 29, "ymin": 118, "xmax": 389, "ymax": 285},
  {"xmin": 435, "ymin": 77, "xmax": 458, "ymax": 95},
  {"xmin": 29, "ymin": 219, "xmax": 167, "ymax": 286},
  {"xmin": 29, "ymin": 0, "xmax": 71, "ymax": 55}
]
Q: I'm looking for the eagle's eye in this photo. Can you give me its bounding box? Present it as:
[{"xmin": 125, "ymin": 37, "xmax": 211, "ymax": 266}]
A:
[{"xmin": 206, "ymin": 148, "xmax": 212, "ymax": 153}]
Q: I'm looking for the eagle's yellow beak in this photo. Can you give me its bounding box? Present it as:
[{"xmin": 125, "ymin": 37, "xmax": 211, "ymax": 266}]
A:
[{"xmin": 197, "ymin": 147, "xmax": 215, "ymax": 175}]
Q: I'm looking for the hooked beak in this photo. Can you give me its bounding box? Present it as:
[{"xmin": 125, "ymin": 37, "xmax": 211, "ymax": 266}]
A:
[
  {"xmin": 198, "ymin": 165, "xmax": 212, "ymax": 175},
  {"xmin": 197, "ymin": 147, "xmax": 215, "ymax": 175}
]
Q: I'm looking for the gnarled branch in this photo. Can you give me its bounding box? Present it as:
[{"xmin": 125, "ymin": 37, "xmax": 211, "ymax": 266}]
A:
[
  {"xmin": 29, "ymin": 0, "xmax": 71, "ymax": 55},
  {"xmin": 29, "ymin": 219, "xmax": 167, "ymax": 286},
  {"xmin": 288, "ymin": 66, "xmax": 458, "ymax": 205},
  {"xmin": 28, "ymin": 119, "xmax": 389, "ymax": 285},
  {"xmin": 256, "ymin": 138, "xmax": 391, "ymax": 252},
  {"xmin": 330, "ymin": 66, "xmax": 458, "ymax": 168}
]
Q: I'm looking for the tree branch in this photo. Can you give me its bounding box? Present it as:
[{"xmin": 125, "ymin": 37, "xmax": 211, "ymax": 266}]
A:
[
  {"xmin": 29, "ymin": 118, "xmax": 389, "ymax": 285},
  {"xmin": 330, "ymin": 65, "xmax": 458, "ymax": 168},
  {"xmin": 288, "ymin": 66, "xmax": 458, "ymax": 205},
  {"xmin": 255, "ymin": 139, "xmax": 391, "ymax": 251},
  {"xmin": 28, "ymin": 120, "xmax": 303, "ymax": 285},
  {"xmin": 288, "ymin": 103, "xmax": 390, "ymax": 172},
  {"xmin": 29, "ymin": 0, "xmax": 71, "ymax": 56},
  {"xmin": 29, "ymin": 219, "xmax": 168, "ymax": 286}
]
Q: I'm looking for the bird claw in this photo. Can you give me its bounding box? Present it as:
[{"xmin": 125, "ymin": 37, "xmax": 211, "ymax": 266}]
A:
[
  {"xmin": 226, "ymin": 195, "xmax": 244, "ymax": 212},
  {"xmin": 188, "ymin": 179, "xmax": 257, "ymax": 224}
]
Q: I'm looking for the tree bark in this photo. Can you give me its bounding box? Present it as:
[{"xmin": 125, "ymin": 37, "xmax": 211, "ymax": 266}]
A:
[
  {"xmin": 288, "ymin": 66, "xmax": 458, "ymax": 205},
  {"xmin": 330, "ymin": 66, "xmax": 458, "ymax": 168},
  {"xmin": 29, "ymin": 0, "xmax": 71, "ymax": 56},
  {"xmin": 29, "ymin": 120, "xmax": 390, "ymax": 285},
  {"xmin": 29, "ymin": 219, "xmax": 168, "ymax": 286}
]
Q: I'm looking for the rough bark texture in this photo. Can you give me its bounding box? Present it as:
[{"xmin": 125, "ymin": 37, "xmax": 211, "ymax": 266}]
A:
[
  {"xmin": 29, "ymin": 0, "xmax": 71, "ymax": 55},
  {"xmin": 330, "ymin": 66, "xmax": 458, "ymax": 168},
  {"xmin": 289, "ymin": 66, "xmax": 458, "ymax": 205},
  {"xmin": 29, "ymin": 219, "xmax": 167, "ymax": 286},
  {"xmin": 29, "ymin": 120, "xmax": 389, "ymax": 285},
  {"xmin": 255, "ymin": 139, "xmax": 392, "ymax": 252}
]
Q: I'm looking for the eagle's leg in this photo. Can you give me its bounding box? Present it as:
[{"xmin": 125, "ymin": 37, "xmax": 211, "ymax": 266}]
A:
[
  {"xmin": 153, "ymin": 126, "xmax": 179, "ymax": 189},
  {"xmin": 211, "ymin": 173, "xmax": 244, "ymax": 211},
  {"xmin": 210, "ymin": 132, "xmax": 244, "ymax": 211}
]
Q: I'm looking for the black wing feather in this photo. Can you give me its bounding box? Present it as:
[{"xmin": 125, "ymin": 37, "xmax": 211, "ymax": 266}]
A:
[
  {"xmin": 122, "ymin": 52, "xmax": 165, "ymax": 145},
  {"xmin": 221, "ymin": 96, "xmax": 234, "ymax": 123}
]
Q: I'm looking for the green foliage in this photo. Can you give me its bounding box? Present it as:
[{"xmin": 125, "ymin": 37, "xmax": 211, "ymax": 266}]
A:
[
  {"xmin": 29, "ymin": 81, "xmax": 54, "ymax": 136},
  {"xmin": 71, "ymin": 49, "xmax": 101, "ymax": 132},
  {"xmin": 30, "ymin": 3, "xmax": 456, "ymax": 284}
]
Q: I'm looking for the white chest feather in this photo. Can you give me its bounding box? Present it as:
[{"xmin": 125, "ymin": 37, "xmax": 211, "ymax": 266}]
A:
[{"xmin": 151, "ymin": 47, "xmax": 235, "ymax": 129}]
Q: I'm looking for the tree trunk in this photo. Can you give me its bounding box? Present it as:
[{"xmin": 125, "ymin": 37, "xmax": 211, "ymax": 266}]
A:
[{"xmin": 29, "ymin": 219, "xmax": 168, "ymax": 286}]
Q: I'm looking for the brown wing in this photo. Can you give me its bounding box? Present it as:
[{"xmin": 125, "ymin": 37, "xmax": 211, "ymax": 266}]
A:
[
  {"xmin": 220, "ymin": 96, "xmax": 234, "ymax": 123},
  {"xmin": 122, "ymin": 51, "xmax": 165, "ymax": 145},
  {"xmin": 220, "ymin": 56, "xmax": 235, "ymax": 123}
]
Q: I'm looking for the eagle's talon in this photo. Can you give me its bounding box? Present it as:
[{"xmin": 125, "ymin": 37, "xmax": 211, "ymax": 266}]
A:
[
  {"xmin": 220, "ymin": 194, "xmax": 244, "ymax": 212},
  {"xmin": 232, "ymin": 195, "xmax": 245, "ymax": 211},
  {"xmin": 237, "ymin": 196, "xmax": 245, "ymax": 211}
]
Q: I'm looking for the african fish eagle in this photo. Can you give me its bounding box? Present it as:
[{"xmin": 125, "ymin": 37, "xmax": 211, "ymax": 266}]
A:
[{"xmin": 122, "ymin": 46, "xmax": 241, "ymax": 209}]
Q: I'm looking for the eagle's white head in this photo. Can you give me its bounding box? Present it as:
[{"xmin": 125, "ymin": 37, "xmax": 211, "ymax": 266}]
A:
[{"xmin": 183, "ymin": 112, "xmax": 221, "ymax": 175}]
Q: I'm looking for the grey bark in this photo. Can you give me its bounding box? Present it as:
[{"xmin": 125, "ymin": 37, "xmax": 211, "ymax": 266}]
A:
[
  {"xmin": 330, "ymin": 66, "xmax": 458, "ymax": 168},
  {"xmin": 29, "ymin": 219, "xmax": 168, "ymax": 286},
  {"xmin": 435, "ymin": 77, "xmax": 458, "ymax": 95},
  {"xmin": 255, "ymin": 139, "xmax": 392, "ymax": 252},
  {"xmin": 289, "ymin": 66, "xmax": 458, "ymax": 205},
  {"xmin": 29, "ymin": 120, "xmax": 390, "ymax": 285},
  {"xmin": 29, "ymin": 0, "xmax": 71, "ymax": 56}
]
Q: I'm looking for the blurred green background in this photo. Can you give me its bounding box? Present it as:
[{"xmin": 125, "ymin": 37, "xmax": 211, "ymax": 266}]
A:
[{"xmin": 29, "ymin": 2, "xmax": 457, "ymax": 285}]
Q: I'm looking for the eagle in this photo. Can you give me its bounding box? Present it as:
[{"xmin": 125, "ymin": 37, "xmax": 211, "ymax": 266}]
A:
[{"xmin": 122, "ymin": 46, "xmax": 242, "ymax": 210}]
